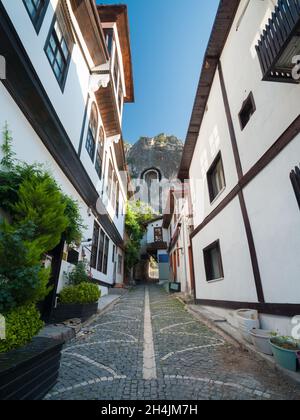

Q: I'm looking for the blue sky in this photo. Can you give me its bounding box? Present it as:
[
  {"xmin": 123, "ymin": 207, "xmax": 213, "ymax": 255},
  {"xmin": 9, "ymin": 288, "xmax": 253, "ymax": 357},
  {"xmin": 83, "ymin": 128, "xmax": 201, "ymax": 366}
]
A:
[{"xmin": 98, "ymin": 1, "xmax": 220, "ymax": 143}]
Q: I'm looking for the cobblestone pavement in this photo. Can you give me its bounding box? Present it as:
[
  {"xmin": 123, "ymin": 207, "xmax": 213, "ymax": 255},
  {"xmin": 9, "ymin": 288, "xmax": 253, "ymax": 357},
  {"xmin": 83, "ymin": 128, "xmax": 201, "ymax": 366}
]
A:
[{"xmin": 45, "ymin": 285, "xmax": 300, "ymax": 400}]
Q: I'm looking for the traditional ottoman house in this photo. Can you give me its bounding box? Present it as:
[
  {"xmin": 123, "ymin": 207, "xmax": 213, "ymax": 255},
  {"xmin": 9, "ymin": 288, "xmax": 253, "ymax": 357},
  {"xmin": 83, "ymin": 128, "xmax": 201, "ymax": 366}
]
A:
[
  {"xmin": 179, "ymin": 0, "xmax": 300, "ymax": 333},
  {"xmin": 0, "ymin": 0, "xmax": 134, "ymax": 319},
  {"xmin": 162, "ymin": 188, "xmax": 195, "ymax": 296}
]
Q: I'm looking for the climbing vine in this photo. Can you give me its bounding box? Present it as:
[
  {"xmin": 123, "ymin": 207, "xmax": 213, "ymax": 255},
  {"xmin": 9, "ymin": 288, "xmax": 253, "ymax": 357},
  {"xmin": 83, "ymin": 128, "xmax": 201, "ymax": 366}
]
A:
[{"xmin": 125, "ymin": 200, "xmax": 155, "ymax": 272}]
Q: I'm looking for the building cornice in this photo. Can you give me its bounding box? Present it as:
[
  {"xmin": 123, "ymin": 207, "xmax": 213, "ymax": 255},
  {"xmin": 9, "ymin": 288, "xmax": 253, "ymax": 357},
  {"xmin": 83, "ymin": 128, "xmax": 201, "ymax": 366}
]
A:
[{"xmin": 178, "ymin": 0, "xmax": 241, "ymax": 181}]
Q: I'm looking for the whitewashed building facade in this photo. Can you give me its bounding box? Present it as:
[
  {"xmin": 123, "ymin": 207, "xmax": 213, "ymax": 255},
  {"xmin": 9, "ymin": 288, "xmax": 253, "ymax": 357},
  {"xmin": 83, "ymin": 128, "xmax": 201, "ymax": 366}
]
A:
[
  {"xmin": 178, "ymin": 0, "xmax": 300, "ymax": 333},
  {"xmin": 0, "ymin": 0, "xmax": 134, "ymax": 319}
]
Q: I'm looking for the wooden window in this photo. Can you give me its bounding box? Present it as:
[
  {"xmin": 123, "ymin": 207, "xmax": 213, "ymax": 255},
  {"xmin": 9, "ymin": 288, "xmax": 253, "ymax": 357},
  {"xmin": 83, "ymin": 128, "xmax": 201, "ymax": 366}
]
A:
[
  {"xmin": 23, "ymin": 0, "xmax": 49, "ymax": 33},
  {"xmin": 207, "ymin": 152, "xmax": 226, "ymax": 203},
  {"xmin": 85, "ymin": 104, "xmax": 98, "ymax": 162},
  {"xmin": 256, "ymin": 0, "xmax": 300, "ymax": 84},
  {"xmin": 107, "ymin": 162, "xmax": 113, "ymax": 200},
  {"xmin": 154, "ymin": 227, "xmax": 163, "ymax": 243},
  {"xmin": 103, "ymin": 28, "xmax": 114, "ymax": 56},
  {"xmin": 113, "ymin": 56, "xmax": 119, "ymax": 90},
  {"xmin": 97, "ymin": 230, "xmax": 105, "ymax": 272},
  {"xmin": 44, "ymin": 4, "xmax": 74, "ymax": 91},
  {"xmin": 118, "ymin": 255, "xmax": 123, "ymax": 275},
  {"xmin": 290, "ymin": 165, "xmax": 300, "ymax": 210},
  {"xmin": 116, "ymin": 182, "xmax": 120, "ymax": 218},
  {"xmin": 203, "ymin": 240, "xmax": 224, "ymax": 282},
  {"xmin": 90, "ymin": 222, "xmax": 100, "ymax": 269},
  {"xmin": 238, "ymin": 92, "xmax": 256, "ymax": 130},
  {"xmin": 103, "ymin": 237, "xmax": 110, "ymax": 275},
  {"xmin": 118, "ymin": 83, "xmax": 123, "ymax": 113}
]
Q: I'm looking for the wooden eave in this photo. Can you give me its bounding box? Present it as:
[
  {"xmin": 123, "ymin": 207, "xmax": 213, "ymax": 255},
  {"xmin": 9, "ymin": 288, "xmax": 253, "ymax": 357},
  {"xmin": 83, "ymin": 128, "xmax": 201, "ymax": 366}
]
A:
[
  {"xmin": 70, "ymin": 0, "xmax": 109, "ymax": 67},
  {"xmin": 178, "ymin": 0, "xmax": 241, "ymax": 181},
  {"xmin": 97, "ymin": 4, "xmax": 134, "ymax": 103}
]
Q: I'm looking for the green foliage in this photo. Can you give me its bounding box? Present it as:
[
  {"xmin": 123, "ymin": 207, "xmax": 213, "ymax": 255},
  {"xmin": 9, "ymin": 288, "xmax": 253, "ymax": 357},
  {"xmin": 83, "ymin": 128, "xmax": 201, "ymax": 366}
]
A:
[
  {"xmin": 65, "ymin": 261, "xmax": 90, "ymax": 286},
  {"xmin": 62, "ymin": 195, "xmax": 86, "ymax": 246},
  {"xmin": 0, "ymin": 304, "xmax": 44, "ymax": 353},
  {"xmin": 0, "ymin": 222, "xmax": 52, "ymax": 313},
  {"xmin": 0, "ymin": 123, "xmax": 15, "ymax": 169},
  {"xmin": 125, "ymin": 201, "xmax": 155, "ymax": 271},
  {"xmin": 59, "ymin": 282, "xmax": 101, "ymax": 305},
  {"xmin": 0, "ymin": 123, "xmax": 85, "ymax": 314}
]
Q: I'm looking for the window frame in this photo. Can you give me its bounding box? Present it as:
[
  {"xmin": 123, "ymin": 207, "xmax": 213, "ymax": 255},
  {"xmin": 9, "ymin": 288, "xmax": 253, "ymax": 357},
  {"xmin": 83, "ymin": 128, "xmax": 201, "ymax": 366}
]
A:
[
  {"xmin": 203, "ymin": 240, "xmax": 224, "ymax": 283},
  {"xmin": 290, "ymin": 165, "xmax": 300, "ymax": 210},
  {"xmin": 238, "ymin": 92, "xmax": 256, "ymax": 131},
  {"xmin": 154, "ymin": 227, "xmax": 163, "ymax": 243},
  {"xmin": 23, "ymin": 0, "xmax": 50, "ymax": 34},
  {"xmin": 44, "ymin": 14, "xmax": 73, "ymax": 92},
  {"xmin": 207, "ymin": 152, "xmax": 226, "ymax": 204}
]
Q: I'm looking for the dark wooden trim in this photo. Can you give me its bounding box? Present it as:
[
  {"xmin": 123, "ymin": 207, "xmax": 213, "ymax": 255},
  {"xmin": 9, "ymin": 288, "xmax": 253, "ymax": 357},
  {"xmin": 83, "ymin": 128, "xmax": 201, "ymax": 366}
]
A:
[
  {"xmin": 195, "ymin": 299, "xmax": 300, "ymax": 318},
  {"xmin": 191, "ymin": 184, "xmax": 240, "ymax": 239},
  {"xmin": 218, "ymin": 61, "xmax": 243, "ymax": 179},
  {"xmin": 78, "ymin": 93, "xmax": 90, "ymax": 157},
  {"xmin": 240, "ymin": 116, "xmax": 300, "ymax": 189},
  {"xmin": 238, "ymin": 190, "xmax": 265, "ymax": 302},
  {"xmin": 0, "ymin": 3, "xmax": 124, "ymax": 247},
  {"xmin": 178, "ymin": 0, "xmax": 241, "ymax": 180},
  {"xmin": 191, "ymin": 115, "xmax": 300, "ymax": 240}
]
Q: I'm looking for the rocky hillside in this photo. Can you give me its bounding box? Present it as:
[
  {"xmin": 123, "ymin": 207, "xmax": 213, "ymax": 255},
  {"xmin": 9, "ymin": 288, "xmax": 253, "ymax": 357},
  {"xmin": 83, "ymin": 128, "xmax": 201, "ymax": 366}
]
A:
[{"xmin": 126, "ymin": 134, "xmax": 184, "ymax": 180}]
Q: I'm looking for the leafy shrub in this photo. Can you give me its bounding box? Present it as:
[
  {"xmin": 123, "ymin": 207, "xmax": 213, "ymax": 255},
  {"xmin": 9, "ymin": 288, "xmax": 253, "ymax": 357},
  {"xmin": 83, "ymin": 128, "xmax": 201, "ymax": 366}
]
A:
[
  {"xmin": 0, "ymin": 222, "xmax": 52, "ymax": 313},
  {"xmin": 0, "ymin": 125, "xmax": 85, "ymax": 313},
  {"xmin": 66, "ymin": 261, "xmax": 90, "ymax": 286},
  {"xmin": 59, "ymin": 283, "xmax": 101, "ymax": 305},
  {"xmin": 0, "ymin": 304, "xmax": 44, "ymax": 353}
]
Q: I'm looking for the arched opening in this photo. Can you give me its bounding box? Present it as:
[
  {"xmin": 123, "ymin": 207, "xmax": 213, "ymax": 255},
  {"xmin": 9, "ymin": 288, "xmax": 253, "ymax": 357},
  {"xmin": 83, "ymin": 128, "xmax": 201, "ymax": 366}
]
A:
[{"xmin": 142, "ymin": 168, "xmax": 162, "ymax": 212}]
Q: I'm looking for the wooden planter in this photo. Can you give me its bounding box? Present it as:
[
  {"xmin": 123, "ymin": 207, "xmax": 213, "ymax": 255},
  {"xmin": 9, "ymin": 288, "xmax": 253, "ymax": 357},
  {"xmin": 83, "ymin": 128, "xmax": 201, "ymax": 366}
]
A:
[
  {"xmin": 0, "ymin": 337, "xmax": 64, "ymax": 400},
  {"xmin": 52, "ymin": 302, "xmax": 98, "ymax": 323}
]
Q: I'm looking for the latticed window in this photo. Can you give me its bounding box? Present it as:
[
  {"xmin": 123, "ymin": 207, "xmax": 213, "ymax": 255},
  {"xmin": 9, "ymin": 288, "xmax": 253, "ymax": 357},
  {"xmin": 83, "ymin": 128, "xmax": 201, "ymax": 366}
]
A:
[
  {"xmin": 90, "ymin": 222, "xmax": 99, "ymax": 269},
  {"xmin": 85, "ymin": 103, "xmax": 98, "ymax": 162},
  {"xmin": 45, "ymin": 1, "xmax": 74, "ymax": 90},
  {"xmin": 95, "ymin": 127, "xmax": 104, "ymax": 179},
  {"xmin": 256, "ymin": 0, "xmax": 300, "ymax": 84},
  {"xmin": 23, "ymin": 0, "xmax": 49, "ymax": 33}
]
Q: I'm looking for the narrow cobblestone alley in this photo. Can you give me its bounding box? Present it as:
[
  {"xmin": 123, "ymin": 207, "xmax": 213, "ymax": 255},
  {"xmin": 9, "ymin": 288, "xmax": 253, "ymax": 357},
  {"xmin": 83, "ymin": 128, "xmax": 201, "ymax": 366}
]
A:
[{"xmin": 45, "ymin": 286, "xmax": 300, "ymax": 400}]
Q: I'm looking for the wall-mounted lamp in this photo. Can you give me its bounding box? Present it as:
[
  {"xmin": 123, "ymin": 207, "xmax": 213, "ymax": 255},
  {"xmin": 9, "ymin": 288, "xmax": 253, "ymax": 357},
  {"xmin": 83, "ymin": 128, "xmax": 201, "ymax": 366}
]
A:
[{"xmin": 87, "ymin": 207, "xmax": 92, "ymax": 217}]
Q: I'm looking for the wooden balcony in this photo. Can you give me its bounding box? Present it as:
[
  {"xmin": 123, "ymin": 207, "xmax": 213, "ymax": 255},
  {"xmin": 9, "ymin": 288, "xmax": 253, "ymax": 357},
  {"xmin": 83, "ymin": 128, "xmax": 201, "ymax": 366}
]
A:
[
  {"xmin": 147, "ymin": 242, "xmax": 168, "ymax": 254},
  {"xmin": 256, "ymin": 0, "xmax": 300, "ymax": 83}
]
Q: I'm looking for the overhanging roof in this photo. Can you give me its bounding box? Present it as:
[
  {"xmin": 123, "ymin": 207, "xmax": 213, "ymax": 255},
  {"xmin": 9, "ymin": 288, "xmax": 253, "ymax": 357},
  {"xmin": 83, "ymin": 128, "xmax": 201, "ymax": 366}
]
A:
[
  {"xmin": 178, "ymin": 0, "xmax": 241, "ymax": 180},
  {"xmin": 97, "ymin": 4, "xmax": 134, "ymax": 103}
]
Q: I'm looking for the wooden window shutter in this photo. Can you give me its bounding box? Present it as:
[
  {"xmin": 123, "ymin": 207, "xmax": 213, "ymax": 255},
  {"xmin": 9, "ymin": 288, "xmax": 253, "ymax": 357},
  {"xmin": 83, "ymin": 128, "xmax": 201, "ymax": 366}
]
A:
[{"xmin": 56, "ymin": 0, "xmax": 75, "ymax": 49}]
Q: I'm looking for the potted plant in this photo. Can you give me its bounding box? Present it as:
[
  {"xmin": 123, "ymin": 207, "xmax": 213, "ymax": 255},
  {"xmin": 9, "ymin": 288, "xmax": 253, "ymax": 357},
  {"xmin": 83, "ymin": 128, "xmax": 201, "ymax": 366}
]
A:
[
  {"xmin": 270, "ymin": 336, "xmax": 300, "ymax": 372},
  {"xmin": 52, "ymin": 262, "xmax": 101, "ymax": 322},
  {"xmin": 250, "ymin": 329, "xmax": 276, "ymax": 356}
]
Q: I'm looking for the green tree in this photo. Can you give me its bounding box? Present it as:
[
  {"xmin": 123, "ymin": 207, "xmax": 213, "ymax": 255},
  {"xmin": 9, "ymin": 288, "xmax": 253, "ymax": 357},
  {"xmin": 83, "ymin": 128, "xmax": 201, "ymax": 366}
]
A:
[{"xmin": 125, "ymin": 201, "xmax": 154, "ymax": 272}]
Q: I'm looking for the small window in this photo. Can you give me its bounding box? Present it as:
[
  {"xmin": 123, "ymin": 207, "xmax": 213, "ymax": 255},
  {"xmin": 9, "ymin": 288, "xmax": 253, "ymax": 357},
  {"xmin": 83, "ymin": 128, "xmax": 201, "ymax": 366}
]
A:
[
  {"xmin": 90, "ymin": 222, "xmax": 100, "ymax": 269},
  {"xmin": 118, "ymin": 255, "xmax": 123, "ymax": 275},
  {"xmin": 85, "ymin": 104, "xmax": 98, "ymax": 162},
  {"xmin": 23, "ymin": 0, "xmax": 49, "ymax": 33},
  {"xmin": 239, "ymin": 92, "xmax": 256, "ymax": 130},
  {"xmin": 97, "ymin": 230, "xmax": 105, "ymax": 272},
  {"xmin": 116, "ymin": 183, "xmax": 120, "ymax": 218},
  {"xmin": 45, "ymin": 7, "xmax": 74, "ymax": 91},
  {"xmin": 103, "ymin": 28, "xmax": 114, "ymax": 56},
  {"xmin": 154, "ymin": 227, "xmax": 163, "ymax": 243},
  {"xmin": 107, "ymin": 162, "xmax": 113, "ymax": 200},
  {"xmin": 103, "ymin": 237, "xmax": 110, "ymax": 275},
  {"xmin": 203, "ymin": 240, "xmax": 224, "ymax": 282},
  {"xmin": 290, "ymin": 165, "xmax": 300, "ymax": 210},
  {"xmin": 207, "ymin": 152, "xmax": 226, "ymax": 203}
]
